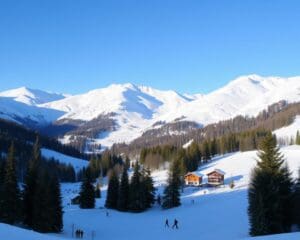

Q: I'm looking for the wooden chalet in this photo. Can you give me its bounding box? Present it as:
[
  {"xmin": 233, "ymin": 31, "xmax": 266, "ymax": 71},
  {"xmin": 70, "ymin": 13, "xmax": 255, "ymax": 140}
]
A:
[
  {"xmin": 184, "ymin": 172, "xmax": 203, "ymax": 186},
  {"xmin": 207, "ymin": 169, "xmax": 225, "ymax": 186}
]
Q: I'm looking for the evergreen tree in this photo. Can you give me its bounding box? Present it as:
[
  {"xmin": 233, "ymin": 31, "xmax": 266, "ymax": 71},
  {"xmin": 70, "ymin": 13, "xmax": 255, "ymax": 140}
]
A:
[
  {"xmin": 292, "ymin": 169, "xmax": 300, "ymax": 227},
  {"xmin": 186, "ymin": 142, "xmax": 201, "ymax": 172},
  {"xmin": 128, "ymin": 162, "xmax": 145, "ymax": 212},
  {"xmin": 32, "ymin": 170, "xmax": 52, "ymax": 232},
  {"xmin": 248, "ymin": 132, "xmax": 293, "ymax": 236},
  {"xmin": 117, "ymin": 167, "xmax": 129, "ymax": 211},
  {"xmin": 48, "ymin": 174, "xmax": 63, "ymax": 233},
  {"xmin": 125, "ymin": 156, "xmax": 131, "ymax": 170},
  {"xmin": 95, "ymin": 183, "xmax": 101, "ymax": 199},
  {"xmin": 0, "ymin": 160, "xmax": 5, "ymax": 221},
  {"xmin": 202, "ymin": 141, "xmax": 211, "ymax": 162},
  {"xmin": 1, "ymin": 143, "xmax": 20, "ymax": 224},
  {"xmin": 296, "ymin": 131, "xmax": 300, "ymax": 145},
  {"xmin": 23, "ymin": 137, "xmax": 41, "ymax": 228},
  {"xmin": 79, "ymin": 170, "xmax": 95, "ymax": 209},
  {"xmin": 162, "ymin": 158, "xmax": 182, "ymax": 209},
  {"xmin": 105, "ymin": 169, "xmax": 119, "ymax": 209},
  {"xmin": 30, "ymin": 169, "xmax": 63, "ymax": 233},
  {"xmin": 142, "ymin": 168, "xmax": 156, "ymax": 209},
  {"xmin": 210, "ymin": 138, "xmax": 218, "ymax": 157}
]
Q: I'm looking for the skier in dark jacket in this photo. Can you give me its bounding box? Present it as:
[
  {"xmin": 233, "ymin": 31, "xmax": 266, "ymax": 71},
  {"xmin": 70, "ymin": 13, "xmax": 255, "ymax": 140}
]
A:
[{"xmin": 172, "ymin": 219, "xmax": 179, "ymax": 229}]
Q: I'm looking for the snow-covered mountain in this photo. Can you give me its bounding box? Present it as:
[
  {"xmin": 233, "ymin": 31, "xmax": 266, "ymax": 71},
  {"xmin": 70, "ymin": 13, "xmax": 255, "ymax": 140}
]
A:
[
  {"xmin": 0, "ymin": 87, "xmax": 66, "ymax": 126},
  {"xmin": 0, "ymin": 87, "xmax": 66, "ymax": 105},
  {"xmin": 1, "ymin": 75, "xmax": 300, "ymax": 148}
]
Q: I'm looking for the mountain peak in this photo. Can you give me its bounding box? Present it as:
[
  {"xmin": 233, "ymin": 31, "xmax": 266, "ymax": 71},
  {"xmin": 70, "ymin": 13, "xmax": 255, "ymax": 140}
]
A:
[{"xmin": 0, "ymin": 87, "xmax": 66, "ymax": 106}]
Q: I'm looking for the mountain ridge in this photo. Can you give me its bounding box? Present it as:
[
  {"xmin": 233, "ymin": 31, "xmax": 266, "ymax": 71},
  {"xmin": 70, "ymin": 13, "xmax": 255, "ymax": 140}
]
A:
[{"xmin": 1, "ymin": 74, "xmax": 300, "ymax": 150}]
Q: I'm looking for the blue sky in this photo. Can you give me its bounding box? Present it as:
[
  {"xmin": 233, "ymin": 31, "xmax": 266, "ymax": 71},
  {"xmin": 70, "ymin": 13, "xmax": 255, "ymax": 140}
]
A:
[{"xmin": 0, "ymin": 0, "xmax": 299, "ymax": 94}]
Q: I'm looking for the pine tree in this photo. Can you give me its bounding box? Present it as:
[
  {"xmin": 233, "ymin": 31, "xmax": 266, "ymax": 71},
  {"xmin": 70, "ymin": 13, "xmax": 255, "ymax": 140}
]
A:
[
  {"xmin": 32, "ymin": 170, "xmax": 52, "ymax": 232},
  {"xmin": 30, "ymin": 168, "xmax": 63, "ymax": 233},
  {"xmin": 95, "ymin": 183, "xmax": 101, "ymax": 199},
  {"xmin": 162, "ymin": 158, "xmax": 182, "ymax": 209},
  {"xmin": 0, "ymin": 160, "xmax": 5, "ymax": 221},
  {"xmin": 117, "ymin": 167, "xmax": 129, "ymax": 211},
  {"xmin": 142, "ymin": 168, "xmax": 155, "ymax": 209},
  {"xmin": 186, "ymin": 142, "xmax": 201, "ymax": 172},
  {"xmin": 292, "ymin": 169, "xmax": 300, "ymax": 227},
  {"xmin": 210, "ymin": 138, "xmax": 218, "ymax": 157},
  {"xmin": 48, "ymin": 174, "xmax": 63, "ymax": 233},
  {"xmin": 79, "ymin": 170, "xmax": 95, "ymax": 209},
  {"xmin": 296, "ymin": 131, "xmax": 300, "ymax": 145},
  {"xmin": 125, "ymin": 156, "xmax": 131, "ymax": 170},
  {"xmin": 202, "ymin": 141, "xmax": 211, "ymax": 162},
  {"xmin": 105, "ymin": 169, "xmax": 119, "ymax": 209},
  {"xmin": 248, "ymin": 132, "xmax": 293, "ymax": 236},
  {"xmin": 1, "ymin": 143, "xmax": 20, "ymax": 224},
  {"xmin": 23, "ymin": 137, "xmax": 41, "ymax": 228},
  {"xmin": 128, "ymin": 162, "xmax": 145, "ymax": 212}
]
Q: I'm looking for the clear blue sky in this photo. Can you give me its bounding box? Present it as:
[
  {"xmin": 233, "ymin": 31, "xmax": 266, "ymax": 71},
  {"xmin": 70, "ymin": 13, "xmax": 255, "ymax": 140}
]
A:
[{"xmin": 0, "ymin": 0, "xmax": 299, "ymax": 94}]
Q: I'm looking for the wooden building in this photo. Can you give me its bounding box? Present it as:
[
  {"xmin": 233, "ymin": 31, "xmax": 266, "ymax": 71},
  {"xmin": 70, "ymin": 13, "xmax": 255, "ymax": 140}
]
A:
[
  {"xmin": 184, "ymin": 172, "xmax": 203, "ymax": 186},
  {"xmin": 207, "ymin": 169, "xmax": 225, "ymax": 186}
]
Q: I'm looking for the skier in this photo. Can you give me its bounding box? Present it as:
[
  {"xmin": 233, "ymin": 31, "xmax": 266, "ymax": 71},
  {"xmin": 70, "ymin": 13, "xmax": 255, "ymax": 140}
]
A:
[
  {"xmin": 172, "ymin": 219, "xmax": 179, "ymax": 229},
  {"xmin": 81, "ymin": 230, "xmax": 84, "ymax": 239},
  {"xmin": 165, "ymin": 219, "xmax": 169, "ymax": 228}
]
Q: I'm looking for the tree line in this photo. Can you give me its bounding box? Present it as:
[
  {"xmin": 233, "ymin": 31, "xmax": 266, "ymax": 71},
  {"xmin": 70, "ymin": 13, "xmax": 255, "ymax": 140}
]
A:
[
  {"xmin": 138, "ymin": 128, "xmax": 270, "ymax": 173},
  {"xmin": 78, "ymin": 155, "xmax": 184, "ymax": 213},
  {"xmin": 0, "ymin": 138, "xmax": 63, "ymax": 233}
]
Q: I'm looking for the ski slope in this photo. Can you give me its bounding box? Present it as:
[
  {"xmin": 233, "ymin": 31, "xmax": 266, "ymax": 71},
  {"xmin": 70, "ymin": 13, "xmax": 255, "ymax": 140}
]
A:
[
  {"xmin": 274, "ymin": 116, "xmax": 300, "ymax": 143},
  {"xmin": 1, "ymin": 146, "xmax": 300, "ymax": 240},
  {"xmin": 54, "ymin": 146, "xmax": 300, "ymax": 240},
  {"xmin": 41, "ymin": 148, "xmax": 89, "ymax": 172}
]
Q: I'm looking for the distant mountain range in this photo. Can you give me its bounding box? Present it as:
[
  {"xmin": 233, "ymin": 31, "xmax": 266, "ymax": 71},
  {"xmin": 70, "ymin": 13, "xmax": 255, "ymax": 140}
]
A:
[{"xmin": 1, "ymin": 74, "xmax": 300, "ymax": 150}]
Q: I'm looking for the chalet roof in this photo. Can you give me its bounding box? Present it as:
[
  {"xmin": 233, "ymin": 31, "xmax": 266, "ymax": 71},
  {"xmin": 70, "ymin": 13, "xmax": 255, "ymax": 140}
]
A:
[
  {"xmin": 184, "ymin": 172, "xmax": 204, "ymax": 178},
  {"xmin": 207, "ymin": 169, "xmax": 225, "ymax": 176}
]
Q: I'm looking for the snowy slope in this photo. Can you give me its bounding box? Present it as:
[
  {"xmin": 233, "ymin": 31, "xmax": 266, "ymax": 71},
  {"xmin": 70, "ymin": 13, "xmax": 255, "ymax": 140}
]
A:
[
  {"xmin": 41, "ymin": 148, "xmax": 89, "ymax": 172},
  {"xmin": 59, "ymin": 146, "xmax": 300, "ymax": 240},
  {"xmin": 1, "ymin": 75, "xmax": 300, "ymax": 146},
  {"xmin": 2, "ymin": 146, "xmax": 300, "ymax": 240},
  {"xmin": 0, "ymin": 223, "xmax": 67, "ymax": 240},
  {"xmin": 274, "ymin": 116, "xmax": 300, "ymax": 142}
]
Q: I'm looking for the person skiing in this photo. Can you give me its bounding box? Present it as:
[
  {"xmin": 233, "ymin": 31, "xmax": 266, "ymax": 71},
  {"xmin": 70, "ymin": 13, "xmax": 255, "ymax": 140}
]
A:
[
  {"xmin": 172, "ymin": 219, "xmax": 179, "ymax": 229},
  {"xmin": 165, "ymin": 219, "xmax": 169, "ymax": 228}
]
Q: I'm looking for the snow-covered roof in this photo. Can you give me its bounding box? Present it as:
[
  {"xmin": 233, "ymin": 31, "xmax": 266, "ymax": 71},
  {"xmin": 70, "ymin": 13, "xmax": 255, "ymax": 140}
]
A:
[
  {"xmin": 184, "ymin": 172, "xmax": 204, "ymax": 177},
  {"xmin": 207, "ymin": 169, "xmax": 225, "ymax": 176}
]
